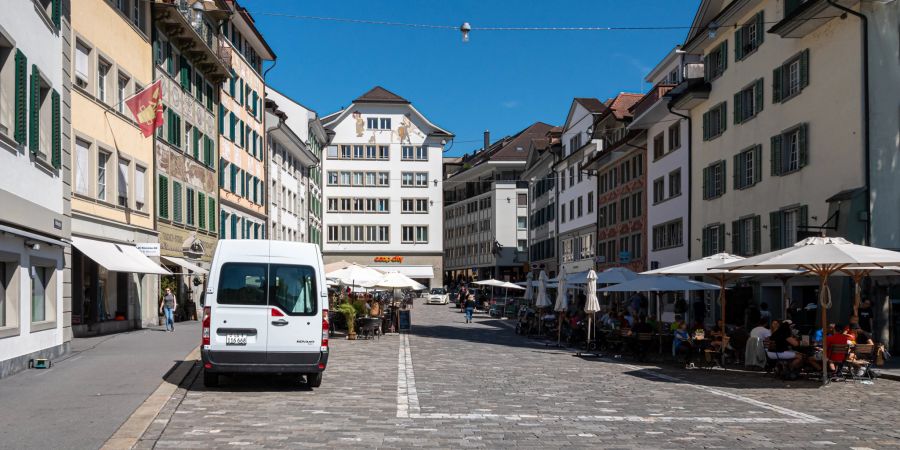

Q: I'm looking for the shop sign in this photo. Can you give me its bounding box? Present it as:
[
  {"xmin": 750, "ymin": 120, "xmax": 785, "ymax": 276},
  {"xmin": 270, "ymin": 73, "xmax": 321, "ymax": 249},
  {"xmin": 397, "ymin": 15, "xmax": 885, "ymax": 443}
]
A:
[
  {"xmin": 374, "ymin": 256, "xmax": 403, "ymax": 263},
  {"xmin": 136, "ymin": 243, "xmax": 161, "ymax": 257}
]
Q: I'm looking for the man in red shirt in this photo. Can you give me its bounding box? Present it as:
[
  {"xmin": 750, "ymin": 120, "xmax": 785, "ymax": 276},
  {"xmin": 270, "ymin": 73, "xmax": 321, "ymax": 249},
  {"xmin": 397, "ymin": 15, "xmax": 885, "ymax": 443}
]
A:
[{"xmin": 825, "ymin": 324, "xmax": 851, "ymax": 373}]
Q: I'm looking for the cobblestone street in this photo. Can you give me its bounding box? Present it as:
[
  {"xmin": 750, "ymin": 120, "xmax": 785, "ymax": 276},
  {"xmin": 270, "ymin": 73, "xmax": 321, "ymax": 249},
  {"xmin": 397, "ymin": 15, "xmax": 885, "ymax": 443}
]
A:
[{"xmin": 141, "ymin": 303, "xmax": 900, "ymax": 449}]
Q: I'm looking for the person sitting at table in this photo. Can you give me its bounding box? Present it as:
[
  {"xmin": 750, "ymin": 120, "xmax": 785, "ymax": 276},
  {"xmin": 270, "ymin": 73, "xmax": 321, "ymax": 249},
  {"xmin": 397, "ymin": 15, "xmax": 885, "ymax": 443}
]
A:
[
  {"xmin": 767, "ymin": 320, "xmax": 804, "ymax": 375},
  {"xmin": 673, "ymin": 322, "xmax": 693, "ymax": 366},
  {"xmin": 825, "ymin": 323, "xmax": 852, "ymax": 375},
  {"xmin": 646, "ymin": 315, "xmax": 659, "ymax": 331},
  {"xmin": 770, "ymin": 319, "xmax": 781, "ymax": 334},
  {"xmin": 710, "ymin": 319, "xmax": 727, "ymax": 350},
  {"xmin": 670, "ymin": 315, "xmax": 685, "ymax": 333},
  {"xmin": 750, "ymin": 318, "xmax": 772, "ymax": 340},
  {"xmin": 623, "ymin": 311, "xmax": 635, "ymax": 328},
  {"xmin": 849, "ymin": 323, "xmax": 873, "ymax": 345}
]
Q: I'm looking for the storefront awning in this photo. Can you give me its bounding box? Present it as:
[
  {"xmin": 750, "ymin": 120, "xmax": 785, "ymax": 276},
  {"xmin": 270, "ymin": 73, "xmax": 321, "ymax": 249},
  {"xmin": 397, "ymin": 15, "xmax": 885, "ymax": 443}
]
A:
[
  {"xmin": 161, "ymin": 256, "xmax": 209, "ymax": 275},
  {"xmin": 72, "ymin": 237, "xmax": 170, "ymax": 275},
  {"xmin": 374, "ymin": 265, "xmax": 434, "ymax": 279}
]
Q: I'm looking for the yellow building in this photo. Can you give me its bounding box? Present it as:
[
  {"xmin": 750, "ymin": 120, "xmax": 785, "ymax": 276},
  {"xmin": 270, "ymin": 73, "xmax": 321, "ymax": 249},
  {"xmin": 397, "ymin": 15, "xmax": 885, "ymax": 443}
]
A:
[
  {"xmin": 70, "ymin": 0, "xmax": 169, "ymax": 335},
  {"xmin": 218, "ymin": 2, "xmax": 275, "ymax": 239}
]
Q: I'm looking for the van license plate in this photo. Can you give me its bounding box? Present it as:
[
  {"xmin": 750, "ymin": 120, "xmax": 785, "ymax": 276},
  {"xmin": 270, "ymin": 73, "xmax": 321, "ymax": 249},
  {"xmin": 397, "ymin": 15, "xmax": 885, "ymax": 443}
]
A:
[{"xmin": 225, "ymin": 334, "xmax": 247, "ymax": 346}]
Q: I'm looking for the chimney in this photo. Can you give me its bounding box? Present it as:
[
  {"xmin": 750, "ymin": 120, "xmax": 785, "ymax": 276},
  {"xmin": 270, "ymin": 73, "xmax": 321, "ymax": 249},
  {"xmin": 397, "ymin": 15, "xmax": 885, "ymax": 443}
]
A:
[{"xmin": 483, "ymin": 130, "xmax": 490, "ymax": 152}]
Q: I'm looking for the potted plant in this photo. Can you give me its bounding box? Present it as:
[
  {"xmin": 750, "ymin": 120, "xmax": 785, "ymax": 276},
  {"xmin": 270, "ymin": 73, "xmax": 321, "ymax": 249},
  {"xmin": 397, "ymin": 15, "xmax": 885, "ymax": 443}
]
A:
[{"xmin": 337, "ymin": 303, "xmax": 357, "ymax": 340}]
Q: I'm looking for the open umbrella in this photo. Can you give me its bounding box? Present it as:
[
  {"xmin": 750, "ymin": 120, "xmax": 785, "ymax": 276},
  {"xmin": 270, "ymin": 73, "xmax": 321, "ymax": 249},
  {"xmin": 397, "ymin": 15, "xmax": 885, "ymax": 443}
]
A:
[
  {"xmin": 598, "ymin": 276, "xmax": 722, "ymax": 293},
  {"xmin": 713, "ymin": 236, "xmax": 900, "ymax": 384},
  {"xmin": 364, "ymin": 271, "xmax": 426, "ymax": 290},
  {"xmin": 326, "ymin": 263, "xmax": 384, "ymax": 287},
  {"xmin": 584, "ymin": 270, "xmax": 601, "ymax": 344},
  {"xmin": 595, "ymin": 267, "xmax": 640, "ymax": 284},
  {"xmin": 554, "ymin": 267, "xmax": 569, "ymax": 347}
]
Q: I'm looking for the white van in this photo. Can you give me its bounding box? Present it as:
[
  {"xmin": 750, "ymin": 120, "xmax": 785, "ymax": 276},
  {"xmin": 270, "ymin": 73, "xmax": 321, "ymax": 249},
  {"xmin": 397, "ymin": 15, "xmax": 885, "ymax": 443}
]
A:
[{"xmin": 201, "ymin": 240, "xmax": 329, "ymax": 388}]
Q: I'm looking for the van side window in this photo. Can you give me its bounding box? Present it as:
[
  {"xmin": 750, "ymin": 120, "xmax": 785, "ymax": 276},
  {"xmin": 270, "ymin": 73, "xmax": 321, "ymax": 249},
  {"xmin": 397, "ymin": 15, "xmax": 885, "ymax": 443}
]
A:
[
  {"xmin": 217, "ymin": 263, "xmax": 267, "ymax": 305},
  {"xmin": 270, "ymin": 265, "xmax": 317, "ymax": 315}
]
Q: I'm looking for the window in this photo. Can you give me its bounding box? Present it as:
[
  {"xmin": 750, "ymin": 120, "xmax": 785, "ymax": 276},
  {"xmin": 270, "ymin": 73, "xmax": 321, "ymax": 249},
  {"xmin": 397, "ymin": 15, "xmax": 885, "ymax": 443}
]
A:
[
  {"xmin": 366, "ymin": 117, "xmax": 378, "ymax": 129},
  {"xmin": 770, "ymin": 205, "xmax": 807, "ymax": 250},
  {"xmin": 569, "ymin": 199, "xmax": 574, "ymax": 221},
  {"xmin": 269, "ymin": 264, "xmax": 318, "ymax": 315},
  {"xmin": 653, "ymin": 177, "xmax": 665, "ymax": 204},
  {"xmin": 735, "ymin": 11, "xmax": 765, "ymax": 61},
  {"xmin": 97, "ymin": 151, "xmax": 109, "ymax": 200},
  {"xmin": 73, "ymin": 41, "xmax": 91, "ymax": 90},
  {"xmin": 668, "ymin": 169, "xmax": 681, "ymax": 198},
  {"xmin": 652, "ymin": 219, "xmax": 684, "ymax": 251},
  {"xmin": 702, "ymin": 160, "xmax": 726, "ymax": 200},
  {"xmin": 568, "ymin": 134, "xmax": 582, "ymax": 155},
  {"xmin": 587, "ymin": 192, "xmax": 594, "ymax": 214},
  {"xmin": 380, "ymin": 118, "xmax": 391, "ymax": 130},
  {"xmin": 732, "ymin": 215, "xmax": 761, "ymax": 256},
  {"xmin": 377, "ymin": 172, "xmax": 390, "ymax": 186},
  {"xmin": 771, "ymin": 124, "xmax": 808, "ymax": 176},
  {"xmin": 353, "ymin": 145, "xmax": 364, "ymax": 159},
  {"xmin": 561, "ymin": 203, "xmax": 566, "ymax": 223},
  {"xmin": 734, "ymin": 79, "xmax": 764, "ymax": 124},
  {"xmin": 517, "ymin": 216, "xmax": 527, "ymax": 230},
  {"xmin": 608, "ymin": 202, "xmax": 617, "ymax": 225},
  {"xmin": 117, "ymin": 73, "xmax": 129, "ymax": 114},
  {"xmin": 702, "ymin": 223, "xmax": 725, "ymax": 257},
  {"xmin": 365, "ymin": 145, "xmax": 376, "ymax": 159},
  {"xmin": 416, "ymin": 146, "xmax": 428, "ymax": 161},
  {"xmin": 653, "ymin": 133, "xmax": 665, "ymax": 160},
  {"xmin": 97, "ymin": 59, "xmax": 110, "ymax": 103},
  {"xmin": 73, "ymin": 139, "xmax": 90, "ymax": 195},
  {"xmin": 116, "ymin": 158, "xmax": 130, "ymax": 208},
  {"xmin": 704, "ymin": 40, "xmax": 728, "ymax": 81},
  {"xmin": 415, "ymin": 172, "xmax": 428, "ymax": 187},
  {"xmin": 216, "ymin": 263, "xmax": 267, "ymax": 305},
  {"xmin": 773, "ymin": 49, "xmax": 809, "ymax": 103},
  {"xmin": 517, "ymin": 239, "xmax": 527, "ymax": 252},
  {"xmin": 734, "ymin": 145, "xmax": 762, "ymax": 189},
  {"xmin": 568, "ymin": 167, "xmax": 575, "ymax": 187},
  {"xmin": 402, "ymin": 226, "xmax": 414, "ymax": 243},
  {"xmin": 401, "ymin": 172, "xmax": 414, "ymax": 186},
  {"xmin": 31, "ymin": 265, "xmax": 52, "ymax": 323},
  {"xmin": 402, "ymin": 146, "xmax": 414, "ymax": 160},
  {"xmin": 702, "ymin": 102, "xmax": 727, "ymax": 140},
  {"xmin": 632, "ymin": 192, "xmax": 642, "ymax": 217},
  {"xmin": 668, "ymin": 122, "xmax": 681, "ymax": 151}
]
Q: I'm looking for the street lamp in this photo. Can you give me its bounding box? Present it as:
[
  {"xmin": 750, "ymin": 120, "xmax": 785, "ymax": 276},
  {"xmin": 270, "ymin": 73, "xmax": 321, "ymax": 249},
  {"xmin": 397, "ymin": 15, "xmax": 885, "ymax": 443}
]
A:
[{"xmin": 460, "ymin": 22, "xmax": 471, "ymax": 42}]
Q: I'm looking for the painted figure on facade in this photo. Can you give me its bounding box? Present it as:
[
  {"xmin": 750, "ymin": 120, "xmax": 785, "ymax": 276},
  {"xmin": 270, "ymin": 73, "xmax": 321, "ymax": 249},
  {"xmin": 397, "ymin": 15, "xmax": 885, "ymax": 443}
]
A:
[{"xmin": 353, "ymin": 111, "xmax": 364, "ymax": 136}]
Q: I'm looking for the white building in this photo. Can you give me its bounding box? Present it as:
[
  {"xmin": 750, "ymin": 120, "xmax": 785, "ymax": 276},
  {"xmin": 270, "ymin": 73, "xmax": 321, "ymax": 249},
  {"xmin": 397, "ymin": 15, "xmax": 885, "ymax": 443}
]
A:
[
  {"xmin": 556, "ymin": 99, "xmax": 605, "ymax": 276},
  {"xmin": 266, "ymin": 88, "xmax": 327, "ymax": 247},
  {"xmin": 0, "ymin": 1, "xmax": 69, "ymax": 377},
  {"xmin": 321, "ymin": 87, "xmax": 452, "ymax": 287},
  {"xmin": 629, "ymin": 48, "xmax": 699, "ymax": 270},
  {"xmin": 443, "ymin": 123, "xmax": 553, "ymax": 283},
  {"xmin": 522, "ymin": 131, "xmax": 559, "ymax": 277}
]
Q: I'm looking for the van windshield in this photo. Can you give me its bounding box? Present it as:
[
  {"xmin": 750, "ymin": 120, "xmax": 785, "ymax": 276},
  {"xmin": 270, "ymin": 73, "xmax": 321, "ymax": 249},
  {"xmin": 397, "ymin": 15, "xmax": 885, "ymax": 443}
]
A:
[{"xmin": 216, "ymin": 263, "xmax": 317, "ymax": 315}]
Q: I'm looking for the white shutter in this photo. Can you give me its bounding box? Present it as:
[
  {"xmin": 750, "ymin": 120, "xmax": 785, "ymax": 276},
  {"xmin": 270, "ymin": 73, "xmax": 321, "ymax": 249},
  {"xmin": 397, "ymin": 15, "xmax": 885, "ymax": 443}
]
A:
[
  {"xmin": 75, "ymin": 140, "xmax": 89, "ymax": 195},
  {"xmin": 135, "ymin": 166, "xmax": 146, "ymax": 205},
  {"xmin": 75, "ymin": 43, "xmax": 90, "ymax": 80}
]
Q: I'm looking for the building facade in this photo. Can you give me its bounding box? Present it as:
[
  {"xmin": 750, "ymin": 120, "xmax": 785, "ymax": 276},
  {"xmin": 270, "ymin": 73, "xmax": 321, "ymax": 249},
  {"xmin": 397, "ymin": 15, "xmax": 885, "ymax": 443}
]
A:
[
  {"xmin": 152, "ymin": 0, "xmax": 230, "ymax": 308},
  {"xmin": 0, "ymin": 0, "xmax": 70, "ymax": 377},
  {"xmin": 322, "ymin": 86, "xmax": 452, "ymax": 288},
  {"xmin": 556, "ymin": 98, "xmax": 605, "ymax": 277},
  {"xmin": 522, "ymin": 130, "xmax": 559, "ymax": 277},
  {"xmin": 585, "ymin": 93, "xmax": 647, "ymax": 273},
  {"xmin": 443, "ymin": 123, "xmax": 553, "ymax": 283},
  {"xmin": 217, "ymin": 1, "xmax": 274, "ymax": 242},
  {"xmin": 266, "ymin": 87, "xmax": 327, "ymax": 247},
  {"xmin": 629, "ymin": 48, "xmax": 699, "ymax": 270},
  {"xmin": 69, "ymin": 0, "xmax": 170, "ymax": 336}
]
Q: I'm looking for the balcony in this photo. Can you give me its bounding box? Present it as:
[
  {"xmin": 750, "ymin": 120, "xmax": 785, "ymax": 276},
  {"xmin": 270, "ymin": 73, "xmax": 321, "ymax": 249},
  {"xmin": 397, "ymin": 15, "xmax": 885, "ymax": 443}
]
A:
[
  {"xmin": 668, "ymin": 76, "xmax": 711, "ymax": 111},
  {"xmin": 630, "ymin": 83, "xmax": 676, "ymax": 120},
  {"xmin": 152, "ymin": 0, "xmax": 231, "ymax": 82},
  {"xmin": 769, "ymin": 0, "xmax": 859, "ymax": 38}
]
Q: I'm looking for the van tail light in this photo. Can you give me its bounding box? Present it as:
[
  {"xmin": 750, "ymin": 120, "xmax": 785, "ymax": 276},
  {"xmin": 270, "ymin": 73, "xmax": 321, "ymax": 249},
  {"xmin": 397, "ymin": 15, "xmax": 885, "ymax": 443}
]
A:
[
  {"xmin": 321, "ymin": 309, "xmax": 329, "ymax": 353},
  {"xmin": 202, "ymin": 306, "xmax": 211, "ymax": 346}
]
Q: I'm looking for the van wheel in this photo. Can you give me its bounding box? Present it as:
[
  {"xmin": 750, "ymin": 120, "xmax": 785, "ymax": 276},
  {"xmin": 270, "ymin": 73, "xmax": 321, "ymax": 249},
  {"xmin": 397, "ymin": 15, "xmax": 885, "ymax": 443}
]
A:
[
  {"xmin": 306, "ymin": 372, "xmax": 322, "ymax": 388},
  {"xmin": 203, "ymin": 370, "xmax": 219, "ymax": 388}
]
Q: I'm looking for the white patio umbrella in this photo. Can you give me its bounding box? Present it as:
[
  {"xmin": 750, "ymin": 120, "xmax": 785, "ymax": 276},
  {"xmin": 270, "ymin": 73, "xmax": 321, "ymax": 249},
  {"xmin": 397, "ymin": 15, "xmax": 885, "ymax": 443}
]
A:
[
  {"xmin": 535, "ymin": 271, "xmax": 552, "ymax": 309},
  {"xmin": 595, "ymin": 267, "xmax": 640, "ymax": 284},
  {"xmin": 583, "ymin": 270, "xmax": 601, "ymax": 344},
  {"xmin": 364, "ymin": 271, "xmax": 426, "ymax": 290},
  {"xmin": 523, "ymin": 272, "xmax": 534, "ymax": 302},
  {"xmin": 598, "ymin": 276, "xmax": 722, "ymax": 293},
  {"xmin": 713, "ymin": 236, "xmax": 900, "ymax": 384},
  {"xmin": 326, "ymin": 263, "xmax": 384, "ymax": 287},
  {"xmin": 554, "ymin": 267, "xmax": 569, "ymax": 346}
]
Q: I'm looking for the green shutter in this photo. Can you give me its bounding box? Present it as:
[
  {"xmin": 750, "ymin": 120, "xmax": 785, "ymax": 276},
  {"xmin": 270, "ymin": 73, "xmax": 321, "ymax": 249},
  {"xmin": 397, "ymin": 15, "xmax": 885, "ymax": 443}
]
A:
[
  {"xmin": 720, "ymin": 41, "xmax": 728, "ymax": 73},
  {"xmin": 732, "ymin": 219, "xmax": 741, "ymax": 254},
  {"xmin": 798, "ymin": 123, "xmax": 809, "ymax": 168},
  {"xmin": 752, "ymin": 215, "xmax": 761, "ymax": 255},
  {"xmin": 218, "ymin": 159, "xmax": 225, "ymax": 187},
  {"xmin": 179, "ymin": 56, "xmax": 189, "ymax": 89},
  {"xmin": 756, "ymin": 11, "xmax": 765, "ymax": 46},
  {"xmin": 220, "ymin": 211, "xmax": 226, "ymax": 239},
  {"xmin": 720, "ymin": 159, "xmax": 726, "ymax": 195},
  {"xmin": 229, "ymin": 111, "xmax": 235, "ymax": 141},
  {"xmin": 206, "ymin": 136, "xmax": 214, "ymax": 166},
  {"xmin": 770, "ymin": 211, "xmax": 782, "ymax": 250},
  {"xmin": 733, "ymin": 92, "xmax": 742, "ymax": 124},
  {"xmin": 14, "ymin": 50, "xmax": 27, "ymax": 145},
  {"xmin": 193, "ymin": 128, "xmax": 201, "ymax": 160},
  {"xmin": 718, "ymin": 102, "xmax": 727, "ymax": 134},
  {"xmin": 702, "ymin": 111, "xmax": 710, "ymax": 141},
  {"xmin": 209, "ymin": 198, "xmax": 216, "ymax": 233},
  {"xmin": 51, "ymin": 0, "xmax": 61, "ymax": 29},
  {"xmin": 772, "ymin": 66, "xmax": 783, "ymax": 103},
  {"xmin": 717, "ymin": 224, "xmax": 726, "ymax": 252},
  {"xmin": 230, "ymin": 165, "xmax": 236, "ymax": 192},
  {"xmin": 252, "ymin": 91, "xmax": 258, "ymax": 116},
  {"xmin": 165, "ymin": 43, "xmax": 173, "ymax": 74},
  {"xmin": 733, "ymin": 153, "xmax": 740, "ymax": 190},
  {"xmin": 51, "ymin": 90, "xmax": 60, "ymax": 168},
  {"xmin": 754, "ymin": 145, "xmax": 763, "ymax": 183},
  {"xmin": 218, "ymin": 104, "xmax": 225, "ymax": 134},
  {"xmin": 158, "ymin": 175, "xmax": 169, "ymax": 219},
  {"xmin": 702, "ymin": 166, "xmax": 709, "ymax": 199},
  {"xmin": 172, "ymin": 181, "xmax": 182, "ymax": 223},
  {"xmin": 771, "ymin": 134, "xmax": 783, "ymax": 176},
  {"xmin": 703, "ymin": 54, "xmax": 711, "ymax": 81},
  {"xmin": 755, "ymin": 78, "xmax": 764, "ymax": 115},
  {"xmin": 734, "ymin": 27, "xmax": 744, "ymax": 61},
  {"xmin": 198, "ymin": 193, "xmax": 206, "ymax": 229},
  {"xmin": 239, "ymin": 79, "xmax": 244, "ymax": 105},
  {"xmin": 799, "ymin": 49, "xmax": 809, "ymax": 88},
  {"xmin": 29, "ymin": 65, "xmax": 40, "ymax": 154},
  {"xmin": 702, "ymin": 227, "xmax": 710, "ymax": 256}
]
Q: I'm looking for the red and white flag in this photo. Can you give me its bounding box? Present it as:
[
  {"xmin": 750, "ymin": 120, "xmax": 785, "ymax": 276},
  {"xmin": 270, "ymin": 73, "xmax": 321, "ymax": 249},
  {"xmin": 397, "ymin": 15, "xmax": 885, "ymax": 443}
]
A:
[{"xmin": 125, "ymin": 80, "xmax": 164, "ymax": 138}]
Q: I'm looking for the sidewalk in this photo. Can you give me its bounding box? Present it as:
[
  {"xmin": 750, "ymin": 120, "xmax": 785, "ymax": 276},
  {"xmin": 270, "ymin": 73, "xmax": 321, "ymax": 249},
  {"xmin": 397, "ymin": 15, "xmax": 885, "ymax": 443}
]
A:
[
  {"xmin": 873, "ymin": 356, "xmax": 900, "ymax": 381},
  {"xmin": 0, "ymin": 322, "xmax": 199, "ymax": 450}
]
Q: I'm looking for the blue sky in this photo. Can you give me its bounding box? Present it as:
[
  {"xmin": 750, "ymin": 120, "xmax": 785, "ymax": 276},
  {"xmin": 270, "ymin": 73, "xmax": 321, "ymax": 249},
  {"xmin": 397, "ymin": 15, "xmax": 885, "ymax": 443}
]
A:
[{"xmin": 246, "ymin": 0, "xmax": 701, "ymax": 156}]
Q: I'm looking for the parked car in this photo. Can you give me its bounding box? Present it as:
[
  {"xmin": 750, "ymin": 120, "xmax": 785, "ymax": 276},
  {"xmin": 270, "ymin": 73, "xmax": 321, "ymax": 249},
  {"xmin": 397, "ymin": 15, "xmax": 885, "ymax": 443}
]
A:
[
  {"xmin": 426, "ymin": 288, "xmax": 449, "ymax": 305},
  {"xmin": 201, "ymin": 240, "xmax": 328, "ymax": 389}
]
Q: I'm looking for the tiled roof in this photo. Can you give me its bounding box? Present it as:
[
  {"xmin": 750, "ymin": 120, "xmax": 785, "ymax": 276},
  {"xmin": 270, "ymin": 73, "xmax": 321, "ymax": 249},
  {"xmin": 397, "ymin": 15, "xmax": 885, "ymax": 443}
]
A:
[
  {"xmin": 489, "ymin": 122, "xmax": 556, "ymax": 161},
  {"xmin": 606, "ymin": 93, "xmax": 644, "ymax": 120},
  {"xmin": 574, "ymin": 97, "xmax": 607, "ymax": 114},
  {"xmin": 353, "ymin": 86, "xmax": 410, "ymax": 104}
]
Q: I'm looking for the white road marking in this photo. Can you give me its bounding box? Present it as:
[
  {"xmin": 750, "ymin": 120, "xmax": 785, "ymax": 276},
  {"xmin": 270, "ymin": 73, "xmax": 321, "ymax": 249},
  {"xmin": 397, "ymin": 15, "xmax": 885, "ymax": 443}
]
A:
[{"xmin": 396, "ymin": 332, "xmax": 824, "ymax": 424}]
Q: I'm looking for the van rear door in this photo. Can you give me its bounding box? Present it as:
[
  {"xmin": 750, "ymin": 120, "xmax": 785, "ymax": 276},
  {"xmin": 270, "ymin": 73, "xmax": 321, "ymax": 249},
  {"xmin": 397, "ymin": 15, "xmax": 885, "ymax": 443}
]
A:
[
  {"xmin": 266, "ymin": 264, "xmax": 322, "ymax": 364},
  {"xmin": 209, "ymin": 262, "xmax": 269, "ymax": 364}
]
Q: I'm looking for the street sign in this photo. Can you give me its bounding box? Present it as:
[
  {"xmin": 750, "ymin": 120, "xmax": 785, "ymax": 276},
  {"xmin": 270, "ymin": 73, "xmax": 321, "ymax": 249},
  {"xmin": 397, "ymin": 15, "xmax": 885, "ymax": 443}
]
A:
[
  {"xmin": 136, "ymin": 243, "xmax": 160, "ymax": 257},
  {"xmin": 619, "ymin": 251, "xmax": 631, "ymax": 263}
]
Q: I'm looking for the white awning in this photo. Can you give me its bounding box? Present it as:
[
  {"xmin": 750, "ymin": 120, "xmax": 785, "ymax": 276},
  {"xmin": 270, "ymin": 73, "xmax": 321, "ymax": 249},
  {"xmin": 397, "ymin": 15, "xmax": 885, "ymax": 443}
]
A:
[
  {"xmin": 372, "ymin": 265, "xmax": 434, "ymax": 279},
  {"xmin": 161, "ymin": 256, "xmax": 209, "ymax": 275},
  {"xmin": 72, "ymin": 237, "xmax": 170, "ymax": 275}
]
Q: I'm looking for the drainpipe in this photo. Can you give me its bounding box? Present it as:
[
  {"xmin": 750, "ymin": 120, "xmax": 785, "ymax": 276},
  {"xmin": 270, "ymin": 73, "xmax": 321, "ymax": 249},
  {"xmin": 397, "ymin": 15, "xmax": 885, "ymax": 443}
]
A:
[
  {"xmin": 667, "ymin": 103, "xmax": 692, "ymax": 260},
  {"xmin": 827, "ymin": 0, "xmax": 870, "ymax": 246}
]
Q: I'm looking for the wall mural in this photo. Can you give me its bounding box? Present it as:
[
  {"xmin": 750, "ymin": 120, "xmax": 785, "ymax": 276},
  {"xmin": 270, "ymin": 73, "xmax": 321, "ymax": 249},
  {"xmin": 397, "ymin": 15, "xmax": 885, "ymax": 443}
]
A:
[{"xmin": 351, "ymin": 111, "xmax": 426, "ymax": 144}]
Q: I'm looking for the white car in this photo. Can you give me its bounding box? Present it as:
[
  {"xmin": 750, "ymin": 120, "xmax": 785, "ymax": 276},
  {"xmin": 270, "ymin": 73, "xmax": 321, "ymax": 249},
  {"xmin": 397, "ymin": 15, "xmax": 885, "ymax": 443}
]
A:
[{"xmin": 425, "ymin": 288, "xmax": 449, "ymax": 305}]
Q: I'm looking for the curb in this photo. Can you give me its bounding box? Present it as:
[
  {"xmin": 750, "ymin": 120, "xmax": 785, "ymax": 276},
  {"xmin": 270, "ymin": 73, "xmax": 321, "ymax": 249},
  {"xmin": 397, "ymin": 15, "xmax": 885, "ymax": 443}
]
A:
[
  {"xmin": 100, "ymin": 346, "xmax": 201, "ymax": 450},
  {"xmin": 873, "ymin": 369, "xmax": 900, "ymax": 382}
]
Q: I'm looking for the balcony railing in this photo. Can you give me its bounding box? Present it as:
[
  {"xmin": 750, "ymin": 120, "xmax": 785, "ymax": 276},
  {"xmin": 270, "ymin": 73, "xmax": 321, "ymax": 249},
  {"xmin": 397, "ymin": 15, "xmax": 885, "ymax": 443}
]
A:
[
  {"xmin": 152, "ymin": 0, "xmax": 231, "ymax": 82},
  {"xmin": 629, "ymin": 83, "xmax": 676, "ymax": 119}
]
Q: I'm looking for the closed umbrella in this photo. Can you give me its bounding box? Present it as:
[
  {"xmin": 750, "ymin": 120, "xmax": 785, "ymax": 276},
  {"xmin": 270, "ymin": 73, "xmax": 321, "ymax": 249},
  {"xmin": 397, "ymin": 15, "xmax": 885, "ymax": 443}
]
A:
[
  {"xmin": 535, "ymin": 271, "xmax": 552, "ymax": 336},
  {"xmin": 524, "ymin": 272, "xmax": 534, "ymax": 302},
  {"xmin": 713, "ymin": 236, "xmax": 900, "ymax": 384},
  {"xmin": 584, "ymin": 270, "xmax": 601, "ymax": 344},
  {"xmin": 554, "ymin": 267, "xmax": 569, "ymax": 347}
]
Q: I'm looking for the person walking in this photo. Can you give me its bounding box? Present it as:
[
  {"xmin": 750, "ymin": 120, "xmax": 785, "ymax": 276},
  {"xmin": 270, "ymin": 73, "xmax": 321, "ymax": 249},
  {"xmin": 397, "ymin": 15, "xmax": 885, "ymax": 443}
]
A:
[
  {"xmin": 464, "ymin": 294, "xmax": 476, "ymax": 324},
  {"xmin": 160, "ymin": 287, "xmax": 177, "ymax": 332}
]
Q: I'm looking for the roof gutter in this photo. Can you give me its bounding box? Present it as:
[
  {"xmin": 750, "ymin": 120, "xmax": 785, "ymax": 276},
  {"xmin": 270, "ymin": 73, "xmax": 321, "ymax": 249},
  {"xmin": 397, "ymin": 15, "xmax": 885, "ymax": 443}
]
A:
[{"xmin": 826, "ymin": 0, "xmax": 870, "ymax": 245}]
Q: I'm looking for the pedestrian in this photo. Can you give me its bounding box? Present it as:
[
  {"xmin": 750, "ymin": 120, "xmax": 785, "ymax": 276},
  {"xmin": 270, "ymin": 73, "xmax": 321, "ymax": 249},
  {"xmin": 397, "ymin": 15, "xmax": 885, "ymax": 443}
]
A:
[
  {"xmin": 464, "ymin": 294, "xmax": 476, "ymax": 323},
  {"xmin": 858, "ymin": 299, "xmax": 874, "ymax": 333},
  {"xmin": 160, "ymin": 287, "xmax": 177, "ymax": 332}
]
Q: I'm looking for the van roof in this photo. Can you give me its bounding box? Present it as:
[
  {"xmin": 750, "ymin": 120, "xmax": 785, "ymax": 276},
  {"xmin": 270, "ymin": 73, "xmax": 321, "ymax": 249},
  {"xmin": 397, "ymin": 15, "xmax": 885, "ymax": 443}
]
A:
[{"xmin": 214, "ymin": 240, "xmax": 322, "ymax": 266}]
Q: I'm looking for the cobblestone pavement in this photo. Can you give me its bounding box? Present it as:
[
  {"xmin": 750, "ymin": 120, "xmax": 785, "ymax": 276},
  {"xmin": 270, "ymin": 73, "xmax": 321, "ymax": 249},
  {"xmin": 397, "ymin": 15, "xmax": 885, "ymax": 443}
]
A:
[{"xmin": 143, "ymin": 304, "xmax": 900, "ymax": 449}]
